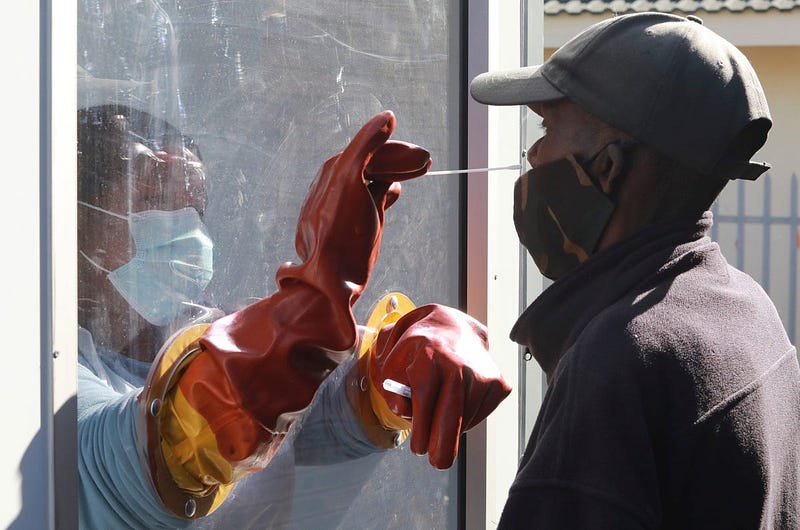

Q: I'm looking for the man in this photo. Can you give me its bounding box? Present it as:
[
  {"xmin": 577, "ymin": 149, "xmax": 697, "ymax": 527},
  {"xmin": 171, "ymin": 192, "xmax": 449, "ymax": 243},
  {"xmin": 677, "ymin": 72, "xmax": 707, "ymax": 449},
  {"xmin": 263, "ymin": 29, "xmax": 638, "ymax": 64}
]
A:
[
  {"xmin": 77, "ymin": 104, "xmax": 511, "ymax": 527},
  {"xmin": 470, "ymin": 12, "xmax": 799, "ymax": 528},
  {"xmin": 78, "ymin": 105, "xmax": 215, "ymax": 366}
]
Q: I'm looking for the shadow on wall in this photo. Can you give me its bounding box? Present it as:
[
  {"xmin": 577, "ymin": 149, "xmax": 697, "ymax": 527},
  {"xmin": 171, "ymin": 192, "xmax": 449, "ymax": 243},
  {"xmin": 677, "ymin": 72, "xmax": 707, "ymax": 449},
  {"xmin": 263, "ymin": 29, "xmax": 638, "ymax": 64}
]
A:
[{"xmin": 9, "ymin": 395, "xmax": 77, "ymax": 529}]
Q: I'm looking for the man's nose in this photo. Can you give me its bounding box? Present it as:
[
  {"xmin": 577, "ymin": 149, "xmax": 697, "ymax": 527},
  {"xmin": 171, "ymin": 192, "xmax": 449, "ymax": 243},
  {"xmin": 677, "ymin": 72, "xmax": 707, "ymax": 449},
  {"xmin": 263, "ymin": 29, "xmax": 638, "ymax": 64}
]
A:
[{"xmin": 526, "ymin": 139, "xmax": 542, "ymax": 167}]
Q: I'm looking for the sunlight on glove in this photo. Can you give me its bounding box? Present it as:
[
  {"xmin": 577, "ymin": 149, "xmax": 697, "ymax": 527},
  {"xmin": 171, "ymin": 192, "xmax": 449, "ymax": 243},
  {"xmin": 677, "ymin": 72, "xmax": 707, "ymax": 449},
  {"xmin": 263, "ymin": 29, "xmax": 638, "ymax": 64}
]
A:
[
  {"xmin": 358, "ymin": 299, "xmax": 512, "ymax": 470},
  {"xmin": 139, "ymin": 111, "xmax": 431, "ymax": 518}
]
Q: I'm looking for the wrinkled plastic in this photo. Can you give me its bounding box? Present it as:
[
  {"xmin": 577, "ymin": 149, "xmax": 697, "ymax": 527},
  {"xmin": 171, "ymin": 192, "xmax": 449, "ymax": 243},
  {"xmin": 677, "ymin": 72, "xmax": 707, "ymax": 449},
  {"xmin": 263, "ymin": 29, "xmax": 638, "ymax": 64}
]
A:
[
  {"xmin": 367, "ymin": 304, "xmax": 513, "ymax": 469},
  {"xmin": 153, "ymin": 111, "xmax": 431, "ymax": 491},
  {"xmin": 79, "ymin": 0, "xmax": 465, "ymax": 526}
]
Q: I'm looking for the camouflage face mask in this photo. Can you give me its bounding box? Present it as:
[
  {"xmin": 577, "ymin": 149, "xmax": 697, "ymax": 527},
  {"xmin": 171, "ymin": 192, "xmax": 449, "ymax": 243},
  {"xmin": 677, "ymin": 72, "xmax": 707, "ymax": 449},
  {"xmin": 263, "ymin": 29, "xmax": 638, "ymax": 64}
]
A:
[{"xmin": 513, "ymin": 153, "xmax": 615, "ymax": 280}]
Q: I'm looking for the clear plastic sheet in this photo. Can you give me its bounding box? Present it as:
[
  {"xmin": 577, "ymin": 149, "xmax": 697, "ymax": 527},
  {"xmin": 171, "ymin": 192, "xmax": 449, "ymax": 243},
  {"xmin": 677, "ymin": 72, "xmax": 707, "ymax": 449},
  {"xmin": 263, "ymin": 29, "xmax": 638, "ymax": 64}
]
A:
[{"xmin": 77, "ymin": 0, "xmax": 461, "ymax": 527}]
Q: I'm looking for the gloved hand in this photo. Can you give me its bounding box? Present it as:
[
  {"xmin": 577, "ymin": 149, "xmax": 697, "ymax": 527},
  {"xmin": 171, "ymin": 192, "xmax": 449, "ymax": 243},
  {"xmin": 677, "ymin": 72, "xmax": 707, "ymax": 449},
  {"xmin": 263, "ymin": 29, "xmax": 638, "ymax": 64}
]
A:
[
  {"xmin": 361, "ymin": 304, "xmax": 512, "ymax": 469},
  {"xmin": 139, "ymin": 111, "xmax": 431, "ymax": 518}
]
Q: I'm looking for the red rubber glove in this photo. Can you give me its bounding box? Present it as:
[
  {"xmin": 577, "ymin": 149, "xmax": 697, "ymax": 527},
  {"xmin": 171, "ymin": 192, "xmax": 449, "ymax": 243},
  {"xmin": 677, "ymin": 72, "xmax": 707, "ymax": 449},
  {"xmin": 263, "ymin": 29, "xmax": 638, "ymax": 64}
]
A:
[
  {"xmin": 140, "ymin": 111, "xmax": 431, "ymax": 517},
  {"xmin": 367, "ymin": 304, "xmax": 512, "ymax": 469}
]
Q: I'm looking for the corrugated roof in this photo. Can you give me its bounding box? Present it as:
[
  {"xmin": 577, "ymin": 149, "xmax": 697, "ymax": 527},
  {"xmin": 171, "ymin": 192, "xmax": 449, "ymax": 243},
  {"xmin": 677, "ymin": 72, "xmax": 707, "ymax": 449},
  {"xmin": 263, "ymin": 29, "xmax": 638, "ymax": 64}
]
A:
[{"xmin": 544, "ymin": 0, "xmax": 800, "ymax": 15}]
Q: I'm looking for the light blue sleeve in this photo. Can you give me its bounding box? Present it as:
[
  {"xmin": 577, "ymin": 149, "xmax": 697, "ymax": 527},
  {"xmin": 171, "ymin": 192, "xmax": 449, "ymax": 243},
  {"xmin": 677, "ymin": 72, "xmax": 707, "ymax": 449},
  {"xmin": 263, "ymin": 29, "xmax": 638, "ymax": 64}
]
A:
[
  {"xmin": 291, "ymin": 353, "xmax": 386, "ymax": 465},
  {"xmin": 193, "ymin": 354, "xmax": 391, "ymax": 529},
  {"xmin": 77, "ymin": 363, "xmax": 189, "ymax": 529},
  {"xmin": 79, "ymin": 353, "xmax": 386, "ymax": 529}
]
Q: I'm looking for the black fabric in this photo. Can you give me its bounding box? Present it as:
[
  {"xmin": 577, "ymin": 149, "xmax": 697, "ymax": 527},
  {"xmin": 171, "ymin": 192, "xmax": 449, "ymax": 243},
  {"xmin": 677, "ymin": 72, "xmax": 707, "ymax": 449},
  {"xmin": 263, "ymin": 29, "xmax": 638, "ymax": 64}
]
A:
[{"xmin": 501, "ymin": 212, "xmax": 800, "ymax": 529}]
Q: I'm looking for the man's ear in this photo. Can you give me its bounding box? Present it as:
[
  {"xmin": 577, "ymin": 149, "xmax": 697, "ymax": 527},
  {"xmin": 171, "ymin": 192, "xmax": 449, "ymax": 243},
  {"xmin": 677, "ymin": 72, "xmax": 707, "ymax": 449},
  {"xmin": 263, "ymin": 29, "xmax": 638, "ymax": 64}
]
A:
[{"xmin": 590, "ymin": 142, "xmax": 627, "ymax": 195}]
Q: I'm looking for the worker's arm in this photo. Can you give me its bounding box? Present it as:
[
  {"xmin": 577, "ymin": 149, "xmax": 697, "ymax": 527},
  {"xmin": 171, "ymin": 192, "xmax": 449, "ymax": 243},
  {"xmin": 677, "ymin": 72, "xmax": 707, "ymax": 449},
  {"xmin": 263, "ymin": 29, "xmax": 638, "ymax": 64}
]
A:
[
  {"xmin": 349, "ymin": 298, "xmax": 513, "ymax": 470},
  {"xmin": 137, "ymin": 111, "xmax": 431, "ymax": 519}
]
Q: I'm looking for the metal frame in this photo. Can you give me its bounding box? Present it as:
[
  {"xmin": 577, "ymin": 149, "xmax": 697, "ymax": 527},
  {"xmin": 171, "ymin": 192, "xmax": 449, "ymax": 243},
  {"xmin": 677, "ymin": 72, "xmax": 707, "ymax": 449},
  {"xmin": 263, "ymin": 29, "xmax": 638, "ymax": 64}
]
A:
[
  {"xmin": 1, "ymin": 0, "xmax": 76, "ymax": 528},
  {"xmin": 27, "ymin": 0, "xmax": 546, "ymax": 527},
  {"xmin": 52, "ymin": 0, "xmax": 78, "ymax": 527},
  {"xmin": 1, "ymin": 1, "xmax": 46, "ymax": 526},
  {"xmin": 464, "ymin": 0, "xmax": 544, "ymax": 527}
]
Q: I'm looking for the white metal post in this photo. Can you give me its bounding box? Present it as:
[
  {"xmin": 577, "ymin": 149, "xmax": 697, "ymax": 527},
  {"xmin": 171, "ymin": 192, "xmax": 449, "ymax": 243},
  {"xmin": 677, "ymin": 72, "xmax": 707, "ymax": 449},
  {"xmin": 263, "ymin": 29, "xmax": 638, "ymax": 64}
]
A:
[
  {"xmin": 465, "ymin": 0, "xmax": 544, "ymax": 527},
  {"xmin": 1, "ymin": 1, "xmax": 47, "ymax": 528},
  {"xmin": 52, "ymin": 0, "xmax": 78, "ymax": 526}
]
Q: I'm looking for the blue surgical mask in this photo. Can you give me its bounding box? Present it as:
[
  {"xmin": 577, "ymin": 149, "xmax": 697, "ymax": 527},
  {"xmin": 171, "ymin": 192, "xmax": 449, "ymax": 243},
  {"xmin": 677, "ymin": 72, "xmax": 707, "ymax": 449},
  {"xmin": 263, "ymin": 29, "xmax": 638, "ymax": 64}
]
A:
[{"xmin": 79, "ymin": 201, "xmax": 214, "ymax": 326}]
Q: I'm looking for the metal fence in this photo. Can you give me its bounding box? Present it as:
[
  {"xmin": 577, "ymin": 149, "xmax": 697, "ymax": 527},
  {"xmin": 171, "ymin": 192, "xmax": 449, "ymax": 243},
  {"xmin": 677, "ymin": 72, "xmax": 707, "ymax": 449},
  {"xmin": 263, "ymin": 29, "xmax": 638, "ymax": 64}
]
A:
[{"xmin": 711, "ymin": 173, "xmax": 799, "ymax": 343}]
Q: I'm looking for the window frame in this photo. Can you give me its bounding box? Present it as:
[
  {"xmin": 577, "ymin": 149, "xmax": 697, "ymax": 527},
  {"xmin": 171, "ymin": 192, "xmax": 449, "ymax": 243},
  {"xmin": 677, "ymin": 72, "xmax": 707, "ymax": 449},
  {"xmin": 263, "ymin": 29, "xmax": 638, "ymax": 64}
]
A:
[
  {"xmin": 34, "ymin": 0, "xmax": 545, "ymax": 527},
  {"xmin": 464, "ymin": 0, "xmax": 544, "ymax": 527}
]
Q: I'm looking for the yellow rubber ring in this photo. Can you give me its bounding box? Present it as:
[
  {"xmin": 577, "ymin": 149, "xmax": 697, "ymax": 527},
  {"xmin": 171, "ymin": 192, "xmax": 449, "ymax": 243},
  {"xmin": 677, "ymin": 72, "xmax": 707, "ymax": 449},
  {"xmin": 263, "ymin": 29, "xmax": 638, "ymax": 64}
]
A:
[{"xmin": 359, "ymin": 292, "xmax": 415, "ymax": 433}]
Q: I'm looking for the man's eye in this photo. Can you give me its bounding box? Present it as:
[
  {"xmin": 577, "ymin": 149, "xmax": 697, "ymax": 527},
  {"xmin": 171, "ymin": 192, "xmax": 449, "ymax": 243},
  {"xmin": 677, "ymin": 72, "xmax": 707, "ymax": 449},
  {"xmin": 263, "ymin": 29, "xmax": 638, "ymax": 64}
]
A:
[{"xmin": 538, "ymin": 121, "xmax": 548, "ymax": 132}]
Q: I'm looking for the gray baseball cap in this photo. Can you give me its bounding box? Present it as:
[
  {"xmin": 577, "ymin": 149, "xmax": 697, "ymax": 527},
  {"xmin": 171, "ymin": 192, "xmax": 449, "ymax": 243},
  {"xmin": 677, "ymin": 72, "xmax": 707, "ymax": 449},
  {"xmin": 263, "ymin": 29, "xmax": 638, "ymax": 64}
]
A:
[{"xmin": 470, "ymin": 12, "xmax": 772, "ymax": 180}]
